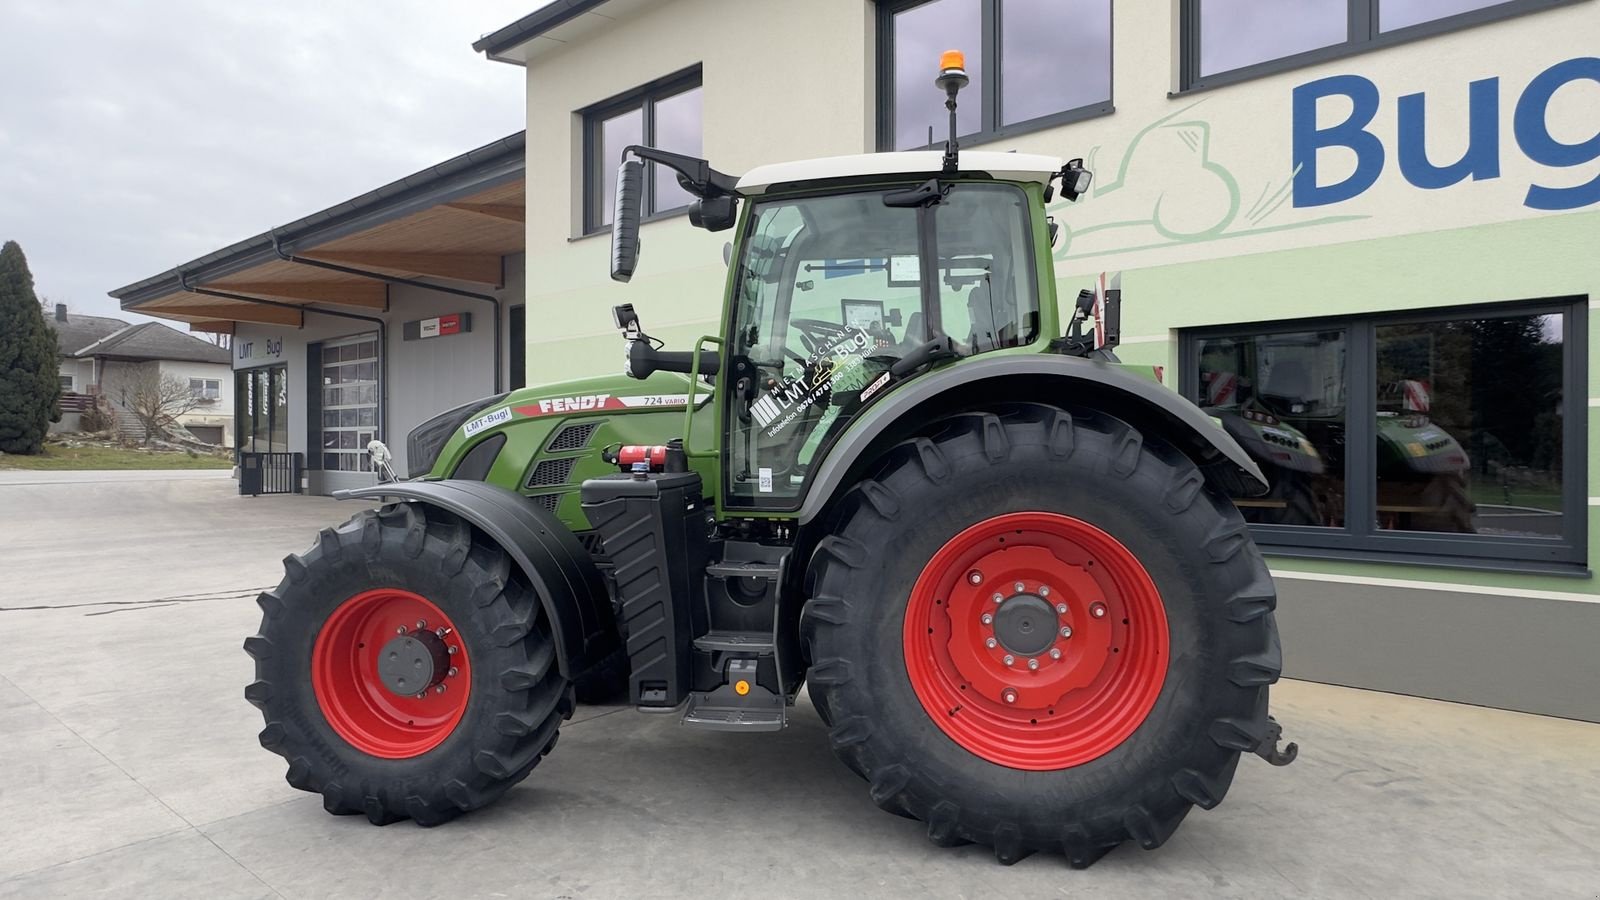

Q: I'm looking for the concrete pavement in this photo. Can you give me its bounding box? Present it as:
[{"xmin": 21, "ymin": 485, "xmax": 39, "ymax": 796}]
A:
[{"xmin": 2, "ymin": 470, "xmax": 1598, "ymax": 898}]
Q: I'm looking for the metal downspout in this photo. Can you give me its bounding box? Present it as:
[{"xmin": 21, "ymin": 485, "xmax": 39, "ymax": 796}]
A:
[
  {"xmin": 269, "ymin": 236, "xmax": 504, "ymax": 394},
  {"xmin": 177, "ymin": 273, "xmax": 390, "ymax": 452}
]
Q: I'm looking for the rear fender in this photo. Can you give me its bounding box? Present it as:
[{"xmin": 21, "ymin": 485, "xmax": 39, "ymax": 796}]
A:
[
  {"xmin": 797, "ymin": 354, "xmax": 1269, "ymax": 525},
  {"xmin": 337, "ymin": 480, "xmax": 619, "ymax": 679}
]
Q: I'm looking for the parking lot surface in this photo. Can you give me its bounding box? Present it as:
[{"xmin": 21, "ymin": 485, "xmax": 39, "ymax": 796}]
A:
[{"xmin": 2, "ymin": 469, "xmax": 1598, "ymax": 898}]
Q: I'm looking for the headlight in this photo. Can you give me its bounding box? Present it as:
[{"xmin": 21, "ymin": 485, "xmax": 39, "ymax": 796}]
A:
[{"xmin": 406, "ymin": 392, "xmax": 508, "ymax": 478}]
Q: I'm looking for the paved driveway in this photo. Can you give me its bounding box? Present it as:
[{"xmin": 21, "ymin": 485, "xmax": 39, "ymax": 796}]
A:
[{"xmin": 2, "ymin": 470, "xmax": 1597, "ymax": 898}]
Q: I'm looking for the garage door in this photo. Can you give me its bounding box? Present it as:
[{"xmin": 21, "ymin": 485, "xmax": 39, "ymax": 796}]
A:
[{"xmin": 188, "ymin": 425, "xmax": 224, "ymax": 445}]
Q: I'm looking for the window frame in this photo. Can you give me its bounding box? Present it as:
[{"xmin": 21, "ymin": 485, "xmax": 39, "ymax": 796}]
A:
[
  {"xmin": 1178, "ymin": 0, "xmax": 1585, "ymax": 94},
  {"xmin": 189, "ymin": 377, "xmax": 221, "ymax": 401},
  {"xmin": 1180, "ymin": 297, "xmax": 1588, "ymax": 572},
  {"xmin": 580, "ymin": 65, "xmax": 704, "ymax": 236},
  {"xmin": 875, "ymin": 0, "xmax": 1114, "ymax": 153}
]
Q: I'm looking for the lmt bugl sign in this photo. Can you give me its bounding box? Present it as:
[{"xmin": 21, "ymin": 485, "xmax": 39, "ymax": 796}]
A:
[
  {"xmin": 1293, "ymin": 56, "xmax": 1600, "ymax": 211},
  {"xmin": 237, "ymin": 336, "xmax": 284, "ymax": 363}
]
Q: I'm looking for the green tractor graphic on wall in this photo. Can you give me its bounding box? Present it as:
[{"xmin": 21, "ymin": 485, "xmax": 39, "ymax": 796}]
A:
[
  {"xmin": 1199, "ymin": 331, "xmax": 1474, "ymax": 532},
  {"xmin": 245, "ymin": 50, "xmax": 1295, "ymax": 866}
]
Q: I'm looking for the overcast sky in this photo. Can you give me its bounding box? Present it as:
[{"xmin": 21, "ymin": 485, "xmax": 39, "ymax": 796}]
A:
[{"xmin": 0, "ymin": 0, "xmax": 547, "ymax": 324}]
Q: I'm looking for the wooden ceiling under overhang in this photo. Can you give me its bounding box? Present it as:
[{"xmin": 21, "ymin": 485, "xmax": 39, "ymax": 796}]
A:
[{"xmin": 136, "ymin": 179, "xmax": 524, "ymax": 334}]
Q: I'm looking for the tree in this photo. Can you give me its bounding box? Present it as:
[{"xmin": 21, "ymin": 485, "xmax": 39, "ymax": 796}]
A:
[
  {"xmin": 0, "ymin": 241, "xmax": 61, "ymax": 454},
  {"xmin": 127, "ymin": 367, "xmax": 204, "ymax": 444}
]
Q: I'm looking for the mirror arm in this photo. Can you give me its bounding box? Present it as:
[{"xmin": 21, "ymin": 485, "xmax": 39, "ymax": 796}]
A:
[{"xmin": 624, "ymin": 145, "xmax": 739, "ymax": 198}]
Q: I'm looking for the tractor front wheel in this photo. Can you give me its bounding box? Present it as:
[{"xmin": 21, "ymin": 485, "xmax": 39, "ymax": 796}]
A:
[
  {"xmin": 245, "ymin": 502, "xmax": 572, "ymax": 825},
  {"xmin": 802, "ymin": 404, "xmax": 1282, "ymax": 865}
]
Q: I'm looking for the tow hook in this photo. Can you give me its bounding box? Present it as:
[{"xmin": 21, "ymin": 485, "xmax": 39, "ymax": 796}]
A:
[{"xmin": 1253, "ymin": 716, "xmax": 1299, "ymax": 767}]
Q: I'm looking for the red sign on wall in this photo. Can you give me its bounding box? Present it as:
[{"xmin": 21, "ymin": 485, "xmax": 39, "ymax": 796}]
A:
[{"xmin": 403, "ymin": 312, "xmax": 472, "ymax": 341}]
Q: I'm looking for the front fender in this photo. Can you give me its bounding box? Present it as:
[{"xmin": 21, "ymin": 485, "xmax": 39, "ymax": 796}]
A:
[
  {"xmin": 797, "ymin": 354, "xmax": 1269, "ymax": 524},
  {"xmin": 336, "ymin": 479, "xmax": 618, "ymax": 679}
]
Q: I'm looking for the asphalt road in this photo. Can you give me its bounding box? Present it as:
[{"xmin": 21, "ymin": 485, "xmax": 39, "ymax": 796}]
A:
[{"xmin": 2, "ymin": 470, "xmax": 1598, "ymax": 898}]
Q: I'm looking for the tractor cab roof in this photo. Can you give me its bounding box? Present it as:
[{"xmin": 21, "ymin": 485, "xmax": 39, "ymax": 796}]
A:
[{"xmin": 736, "ymin": 150, "xmax": 1063, "ymax": 197}]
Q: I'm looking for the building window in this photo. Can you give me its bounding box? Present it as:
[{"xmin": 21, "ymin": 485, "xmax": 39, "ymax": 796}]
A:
[
  {"xmin": 1184, "ymin": 299, "xmax": 1585, "ymax": 569},
  {"xmin": 236, "ymin": 366, "xmax": 288, "ymax": 455},
  {"xmin": 878, "ymin": 0, "xmax": 1112, "ymax": 151},
  {"xmin": 189, "ymin": 377, "xmax": 221, "ymax": 401},
  {"xmin": 58, "ymin": 374, "xmax": 74, "ymax": 391},
  {"xmin": 318, "ymin": 334, "xmax": 380, "ymax": 473},
  {"xmin": 1182, "ymin": 0, "xmax": 1579, "ymax": 90},
  {"xmin": 583, "ymin": 67, "xmax": 703, "ymax": 234}
]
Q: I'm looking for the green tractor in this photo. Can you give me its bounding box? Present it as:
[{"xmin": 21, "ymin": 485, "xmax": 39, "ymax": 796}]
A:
[
  {"xmin": 246, "ymin": 52, "xmax": 1295, "ymax": 867},
  {"xmin": 1198, "ymin": 331, "xmax": 1473, "ymax": 531}
]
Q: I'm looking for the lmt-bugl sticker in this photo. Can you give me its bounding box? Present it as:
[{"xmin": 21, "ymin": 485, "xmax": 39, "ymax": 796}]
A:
[{"xmin": 752, "ymin": 328, "xmax": 873, "ymax": 436}]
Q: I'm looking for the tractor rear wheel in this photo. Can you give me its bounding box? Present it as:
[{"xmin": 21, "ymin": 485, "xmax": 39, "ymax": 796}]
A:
[
  {"xmin": 245, "ymin": 502, "xmax": 572, "ymax": 826},
  {"xmin": 802, "ymin": 404, "xmax": 1282, "ymax": 865}
]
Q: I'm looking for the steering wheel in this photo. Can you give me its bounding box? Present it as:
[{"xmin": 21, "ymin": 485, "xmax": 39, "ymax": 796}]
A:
[{"xmin": 790, "ymin": 317, "xmax": 854, "ymax": 356}]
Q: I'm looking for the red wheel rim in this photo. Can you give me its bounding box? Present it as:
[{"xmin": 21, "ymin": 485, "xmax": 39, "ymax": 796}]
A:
[
  {"xmin": 903, "ymin": 512, "xmax": 1168, "ymax": 770},
  {"xmin": 311, "ymin": 589, "xmax": 472, "ymax": 758}
]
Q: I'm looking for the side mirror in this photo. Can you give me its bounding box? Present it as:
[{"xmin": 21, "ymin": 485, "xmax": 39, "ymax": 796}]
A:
[
  {"xmin": 610, "ymin": 158, "xmax": 645, "ymax": 283},
  {"xmin": 689, "ymin": 195, "xmax": 738, "ymax": 232}
]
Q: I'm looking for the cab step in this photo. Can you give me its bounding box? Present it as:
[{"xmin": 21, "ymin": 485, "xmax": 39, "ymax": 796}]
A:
[
  {"xmin": 680, "ymin": 658, "xmax": 786, "ymax": 732},
  {"xmin": 694, "ymin": 630, "xmax": 775, "ymax": 655},
  {"xmin": 705, "ymin": 560, "xmax": 781, "ymax": 580}
]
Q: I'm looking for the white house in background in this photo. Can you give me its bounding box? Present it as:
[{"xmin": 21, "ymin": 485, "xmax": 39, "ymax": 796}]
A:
[
  {"xmin": 45, "ymin": 304, "xmax": 131, "ymax": 432},
  {"xmin": 69, "ymin": 319, "xmax": 235, "ymax": 446}
]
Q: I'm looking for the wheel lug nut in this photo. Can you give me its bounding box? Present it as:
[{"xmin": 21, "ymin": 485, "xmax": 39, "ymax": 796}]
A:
[
  {"xmin": 415, "ymin": 692, "xmax": 426, "ymax": 700},
  {"xmin": 1050, "ymin": 648, "xmax": 1062, "ymax": 659},
  {"xmin": 1056, "ymin": 603, "xmax": 1068, "ymax": 614},
  {"xmin": 436, "ymin": 627, "xmax": 447, "ymax": 637},
  {"xmin": 1027, "ymin": 658, "xmax": 1039, "ymax": 670},
  {"xmin": 992, "ymin": 592, "xmax": 1004, "ymax": 603},
  {"xmin": 435, "ymin": 684, "xmax": 447, "ymax": 694},
  {"xmin": 395, "ymin": 625, "xmax": 406, "ymax": 635},
  {"xmin": 968, "ymin": 571, "xmax": 983, "ymax": 585},
  {"xmin": 1002, "ymin": 688, "xmax": 1017, "ymax": 704},
  {"xmin": 986, "ymin": 637, "xmax": 998, "ymax": 649},
  {"xmin": 1003, "ymin": 654, "xmax": 1015, "ymax": 666},
  {"xmin": 447, "ymin": 646, "xmax": 457, "ymax": 655},
  {"xmin": 981, "ymin": 613, "xmax": 993, "ymax": 625},
  {"xmin": 1013, "ymin": 581, "xmax": 1025, "ymax": 593},
  {"xmin": 1061, "ymin": 625, "xmax": 1073, "ymax": 638},
  {"xmin": 447, "ymin": 667, "xmax": 458, "ymax": 677},
  {"xmin": 1091, "ymin": 603, "xmax": 1107, "ymax": 619},
  {"xmin": 415, "ymin": 619, "xmax": 427, "ymax": 630},
  {"xmin": 1039, "ymin": 586, "xmax": 1051, "ymax": 597}
]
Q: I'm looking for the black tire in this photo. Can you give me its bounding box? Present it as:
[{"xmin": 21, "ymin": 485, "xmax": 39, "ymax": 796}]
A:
[
  {"xmin": 1251, "ymin": 473, "xmax": 1322, "ymax": 527},
  {"xmin": 1412, "ymin": 474, "xmax": 1476, "ymax": 533},
  {"xmin": 802, "ymin": 404, "xmax": 1282, "ymax": 866},
  {"xmin": 245, "ymin": 502, "xmax": 573, "ymax": 826}
]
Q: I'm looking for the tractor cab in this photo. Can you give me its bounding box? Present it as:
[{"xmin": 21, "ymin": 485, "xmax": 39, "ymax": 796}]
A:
[{"xmin": 609, "ymin": 150, "xmax": 1089, "ymax": 512}]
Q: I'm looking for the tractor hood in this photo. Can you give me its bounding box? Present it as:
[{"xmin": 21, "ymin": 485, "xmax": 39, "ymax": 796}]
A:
[{"xmin": 407, "ymin": 371, "xmax": 711, "ymax": 479}]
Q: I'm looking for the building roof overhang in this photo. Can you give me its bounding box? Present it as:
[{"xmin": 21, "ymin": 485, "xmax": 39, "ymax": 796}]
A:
[{"xmin": 110, "ymin": 133, "xmax": 527, "ymax": 335}]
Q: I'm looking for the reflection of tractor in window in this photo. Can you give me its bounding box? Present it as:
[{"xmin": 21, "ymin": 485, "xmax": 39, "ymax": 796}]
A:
[{"xmin": 1199, "ymin": 333, "xmax": 1473, "ymax": 532}]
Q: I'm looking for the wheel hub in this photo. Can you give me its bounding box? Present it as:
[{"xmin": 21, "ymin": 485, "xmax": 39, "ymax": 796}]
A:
[
  {"xmin": 376, "ymin": 630, "xmax": 450, "ymax": 697},
  {"xmin": 902, "ymin": 512, "xmax": 1170, "ymax": 770},
  {"xmin": 311, "ymin": 589, "xmax": 472, "ymax": 759},
  {"xmin": 991, "ymin": 593, "xmax": 1056, "ymax": 657}
]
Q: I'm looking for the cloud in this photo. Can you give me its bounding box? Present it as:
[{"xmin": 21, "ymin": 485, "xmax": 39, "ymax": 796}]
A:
[{"xmin": 0, "ymin": 0, "xmax": 542, "ymax": 324}]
